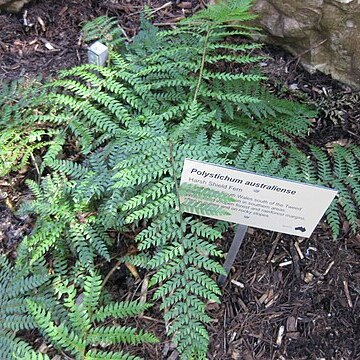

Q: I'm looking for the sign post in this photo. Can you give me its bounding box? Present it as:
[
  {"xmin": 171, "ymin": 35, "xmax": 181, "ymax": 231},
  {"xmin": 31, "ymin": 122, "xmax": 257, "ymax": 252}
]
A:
[
  {"xmin": 217, "ymin": 224, "xmax": 248, "ymax": 285},
  {"xmin": 180, "ymin": 159, "xmax": 338, "ymax": 284}
]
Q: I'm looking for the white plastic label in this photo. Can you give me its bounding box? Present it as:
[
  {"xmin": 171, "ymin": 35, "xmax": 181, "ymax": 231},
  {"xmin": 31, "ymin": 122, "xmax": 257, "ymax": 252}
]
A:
[
  {"xmin": 88, "ymin": 41, "xmax": 109, "ymax": 66},
  {"xmin": 180, "ymin": 159, "xmax": 337, "ymax": 238}
]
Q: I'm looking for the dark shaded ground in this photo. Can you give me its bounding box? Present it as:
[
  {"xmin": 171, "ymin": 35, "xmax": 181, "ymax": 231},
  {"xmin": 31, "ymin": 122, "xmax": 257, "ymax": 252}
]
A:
[
  {"xmin": 208, "ymin": 228, "xmax": 360, "ymax": 359},
  {"xmin": 0, "ymin": 0, "xmax": 202, "ymax": 82},
  {"xmin": 1, "ymin": 1, "xmax": 360, "ymax": 359}
]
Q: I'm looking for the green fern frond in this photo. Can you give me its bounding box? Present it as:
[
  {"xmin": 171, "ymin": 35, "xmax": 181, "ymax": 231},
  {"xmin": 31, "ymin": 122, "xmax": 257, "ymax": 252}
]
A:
[
  {"xmin": 88, "ymin": 325, "xmax": 158, "ymax": 345},
  {"xmin": 17, "ymin": 174, "xmax": 112, "ymax": 268},
  {"xmin": 27, "ymin": 300, "xmax": 87, "ymax": 354},
  {"xmin": 0, "ymin": 127, "xmax": 58, "ymax": 176},
  {"xmin": 82, "ymin": 16, "xmax": 124, "ymax": 49},
  {"xmin": 0, "ymin": 256, "xmax": 50, "ymax": 360},
  {"xmin": 25, "ymin": 274, "xmax": 157, "ymax": 359}
]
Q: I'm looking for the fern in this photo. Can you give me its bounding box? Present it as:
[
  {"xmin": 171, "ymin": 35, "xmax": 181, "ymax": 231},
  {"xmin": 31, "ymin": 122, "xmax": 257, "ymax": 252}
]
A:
[
  {"xmin": 0, "ymin": 78, "xmax": 62, "ymax": 176},
  {"xmin": 17, "ymin": 173, "xmax": 112, "ymax": 269},
  {"xmin": 284, "ymin": 145, "xmax": 360, "ymax": 237},
  {"xmin": 24, "ymin": 273, "xmax": 157, "ymax": 360},
  {"xmin": 106, "ymin": 101, "xmax": 233, "ymax": 358},
  {"xmin": 0, "ymin": 128, "xmax": 54, "ymax": 176},
  {"xmin": 8, "ymin": 1, "xmax": 360, "ymax": 358},
  {"xmin": 315, "ymin": 146, "xmax": 360, "ymax": 237},
  {"xmin": 82, "ymin": 16, "xmax": 125, "ymax": 49},
  {"xmin": 235, "ymin": 141, "xmax": 360, "ymax": 238},
  {"xmin": 3, "ymin": 0, "xmax": 312, "ymax": 172},
  {"xmin": 0, "ymin": 256, "xmax": 51, "ymax": 360},
  {"xmin": 0, "ymin": 77, "xmax": 45, "ymax": 126}
]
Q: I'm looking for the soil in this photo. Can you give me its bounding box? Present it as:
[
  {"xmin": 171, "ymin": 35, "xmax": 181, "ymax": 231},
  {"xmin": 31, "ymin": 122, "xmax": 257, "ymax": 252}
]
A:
[{"xmin": 1, "ymin": 1, "xmax": 360, "ymax": 359}]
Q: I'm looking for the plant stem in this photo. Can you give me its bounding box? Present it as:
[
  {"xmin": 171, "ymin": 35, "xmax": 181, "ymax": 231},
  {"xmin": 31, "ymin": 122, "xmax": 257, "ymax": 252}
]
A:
[
  {"xmin": 193, "ymin": 26, "xmax": 211, "ymax": 102},
  {"xmin": 168, "ymin": 140, "xmax": 183, "ymax": 217}
]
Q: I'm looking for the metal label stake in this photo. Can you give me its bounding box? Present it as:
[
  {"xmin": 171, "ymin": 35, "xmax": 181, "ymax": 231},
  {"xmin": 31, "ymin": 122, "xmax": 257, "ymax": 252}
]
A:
[{"xmin": 217, "ymin": 224, "xmax": 248, "ymax": 286}]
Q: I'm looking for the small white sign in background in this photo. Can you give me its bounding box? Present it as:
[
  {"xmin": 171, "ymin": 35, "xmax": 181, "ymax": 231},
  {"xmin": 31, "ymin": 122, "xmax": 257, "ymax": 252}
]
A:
[
  {"xmin": 180, "ymin": 159, "xmax": 337, "ymax": 238},
  {"xmin": 88, "ymin": 41, "xmax": 109, "ymax": 66}
]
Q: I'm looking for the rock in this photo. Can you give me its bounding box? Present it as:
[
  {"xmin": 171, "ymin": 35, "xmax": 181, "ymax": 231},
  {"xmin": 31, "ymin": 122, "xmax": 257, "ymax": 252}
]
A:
[
  {"xmin": 0, "ymin": 0, "xmax": 31, "ymax": 12},
  {"xmin": 252, "ymin": 0, "xmax": 360, "ymax": 89}
]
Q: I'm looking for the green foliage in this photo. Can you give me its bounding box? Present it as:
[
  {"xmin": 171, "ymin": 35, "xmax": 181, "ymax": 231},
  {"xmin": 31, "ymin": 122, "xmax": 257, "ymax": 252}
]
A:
[
  {"xmin": 24, "ymin": 273, "xmax": 157, "ymax": 360},
  {"xmin": 15, "ymin": 0, "xmax": 311, "ymax": 169},
  {"xmin": 82, "ymin": 16, "xmax": 125, "ymax": 49},
  {"xmin": 17, "ymin": 173, "xmax": 112, "ymax": 269},
  {"xmin": 3, "ymin": 0, "xmax": 360, "ymax": 359},
  {"xmin": 293, "ymin": 145, "xmax": 360, "ymax": 238},
  {"xmin": 0, "ymin": 77, "xmax": 45, "ymax": 126},
  {"xmin": 108, "ymin": 106, "xmax": 230, "ymax": 357},
  {"xmin": 187, "ymin": 0, "xmax": 256, "ymax": 24},
  {"xmin": 0, "ymin": 78, "xmax": 63, "ymax": 176},
  {"xmin": 235, "ymin": 141, "xmax": 360, "ymax": 237},
  {"xmin": 0, "ymin": 256, "xmax": 51, "ymax": 360},
  {"xmin": 0, "ymin": 127, "xmax": 63, "ymax": 177}
]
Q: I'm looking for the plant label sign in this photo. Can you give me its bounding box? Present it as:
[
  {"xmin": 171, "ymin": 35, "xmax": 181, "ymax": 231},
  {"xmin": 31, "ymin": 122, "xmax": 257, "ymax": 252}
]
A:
[
  {"xmin": 88, "ymin": 41, "xmax": 109, "ymax": 66},
  {"xmin": 180, "ymin": 159, "xmax": 337, "ymax": 238}
]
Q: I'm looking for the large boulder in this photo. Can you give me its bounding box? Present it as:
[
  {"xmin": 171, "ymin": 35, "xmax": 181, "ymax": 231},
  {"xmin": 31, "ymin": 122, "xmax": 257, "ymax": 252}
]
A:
[
  {"xmin": 252, "ymin": 0, "xmax": 360, "ymax": 89},
  {"xmin": 0, "ymin": 0, "xmax": 31, "ymax": 12}
]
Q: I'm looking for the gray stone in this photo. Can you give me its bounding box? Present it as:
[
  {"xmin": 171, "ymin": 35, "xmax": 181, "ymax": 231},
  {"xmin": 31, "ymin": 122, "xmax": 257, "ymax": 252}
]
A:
[
  {"xmin": 252, "ymin": 0, "xmax": 360, "ymax": 88},
  {"xmin": 0, "ymin": 0, "xmax": 31, "ymax": 12}
]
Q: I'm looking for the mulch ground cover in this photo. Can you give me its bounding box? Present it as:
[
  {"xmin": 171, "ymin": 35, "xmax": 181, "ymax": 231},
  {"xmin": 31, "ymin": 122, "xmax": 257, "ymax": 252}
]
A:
[{"xmin": 1, "ymin": 1, "xmax": 360, "ymax": 359}]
